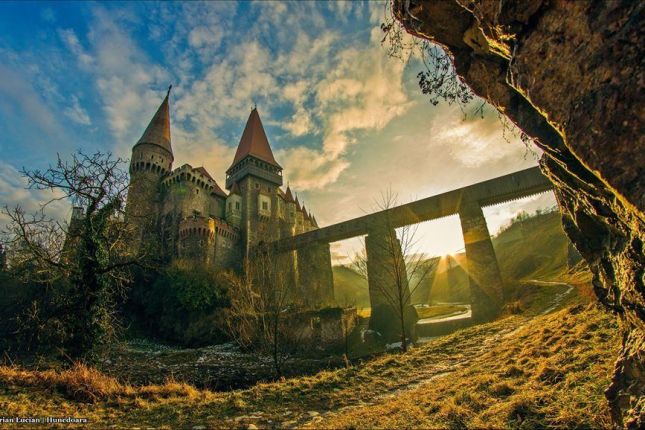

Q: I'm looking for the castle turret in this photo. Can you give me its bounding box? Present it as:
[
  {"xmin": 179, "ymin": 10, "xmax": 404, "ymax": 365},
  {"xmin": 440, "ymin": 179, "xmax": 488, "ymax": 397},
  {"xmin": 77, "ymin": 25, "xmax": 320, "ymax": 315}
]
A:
[
  {"xmin": 284, "ymin": 186, "xmax": 296, "ymax": 225},
  {"xmin": 302, "ymin": 205, "xmax": 313, "ymax": 232},
  {"xmin": 61, "ymin": 206, "xmax": 84, "ymax": 263},
  {"xmin": 125, "ymin": 87, "xmax": 174, "ymax": 255},
  {"xmin": 226, "ymin": 181, "xmax": 242, "ymax": 227},
  {"xmin": 294, "ymin": 195, "xmax": 304, "ymax": 234},
  {"xmin": 225, "ymin": 108, "xmax": 282, "ymax": 189},
  {"xmin": 225, "ymin": 108, "xmax": 283, "ymax": 255}
]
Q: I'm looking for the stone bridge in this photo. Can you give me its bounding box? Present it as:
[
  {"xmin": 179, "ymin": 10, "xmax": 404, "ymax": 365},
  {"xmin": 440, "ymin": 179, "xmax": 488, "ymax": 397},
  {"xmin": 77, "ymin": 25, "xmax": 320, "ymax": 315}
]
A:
[{"xmin": 270, "ymin": 166, "xmax": 554, "ymax": 334}]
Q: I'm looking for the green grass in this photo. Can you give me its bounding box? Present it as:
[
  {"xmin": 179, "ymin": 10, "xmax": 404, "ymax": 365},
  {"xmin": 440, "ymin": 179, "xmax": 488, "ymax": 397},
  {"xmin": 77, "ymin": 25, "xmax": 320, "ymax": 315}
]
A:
[
  {"xmin": 493, "ymin": 211, "xmax": 571, "ymax": 281},
  {"xmin": 333, "ymin": 265, "xmax": 370, "ymax": 308},
  {"xmin": 415, "ymin": 304, "xmax": 468, "ymax": 319}
]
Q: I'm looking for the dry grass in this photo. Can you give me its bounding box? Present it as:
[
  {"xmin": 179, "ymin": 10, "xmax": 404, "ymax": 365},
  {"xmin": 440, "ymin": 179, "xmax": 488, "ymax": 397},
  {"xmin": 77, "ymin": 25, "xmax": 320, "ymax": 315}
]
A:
[
  {"xmin": 0, "ymin": 362, "xmax": 203, "ymax": 404},
  {"xmin": 318, "ymin": 304, "xmax": 618, "ymax": 429},
  {"xmin": 0, "ymin": 297, "xmax": 619, "ymax": 429}
]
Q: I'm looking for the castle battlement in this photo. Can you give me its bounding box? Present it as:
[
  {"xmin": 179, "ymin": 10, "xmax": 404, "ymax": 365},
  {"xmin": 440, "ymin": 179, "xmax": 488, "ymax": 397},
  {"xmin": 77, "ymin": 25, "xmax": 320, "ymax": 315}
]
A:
[
  {"xmin": 179, "ymin": 216, "xmax": 215, "ymax": 239},
  {"xmin": 162, "ymin": 164, "xmax": 227, "ymax": 198}
]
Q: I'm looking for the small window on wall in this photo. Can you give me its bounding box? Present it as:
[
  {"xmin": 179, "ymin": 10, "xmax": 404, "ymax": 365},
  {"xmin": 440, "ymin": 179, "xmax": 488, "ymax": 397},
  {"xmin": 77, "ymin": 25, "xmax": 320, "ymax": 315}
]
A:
[
  {"xmin": 262, "ymin": 201, "xmax": 268, "ymax": 211},
  {"xmin": 255, "ymin": 183, "xmax": 259, "ymax": 189},
  {"xmin": 235, "ymin": 202, "xmax": 240, "ymax": 210}
]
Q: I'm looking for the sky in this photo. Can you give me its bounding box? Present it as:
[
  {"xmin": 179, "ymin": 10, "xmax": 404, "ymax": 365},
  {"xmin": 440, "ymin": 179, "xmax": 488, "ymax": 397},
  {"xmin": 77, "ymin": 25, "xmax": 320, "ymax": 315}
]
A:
[{"xmin": 0, "ymin": 1, "xmax": 557, "ymax": 263}]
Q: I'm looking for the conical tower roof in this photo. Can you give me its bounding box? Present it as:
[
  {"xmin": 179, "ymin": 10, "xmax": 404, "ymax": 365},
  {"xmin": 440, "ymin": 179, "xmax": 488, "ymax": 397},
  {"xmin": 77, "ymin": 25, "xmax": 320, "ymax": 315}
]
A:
[
  {"xmin": 136, "ymin": 86, "xmax": 173, "ymax": 156},
  {"xmin": 229, "ymin": 181, "xmax": 241, "ymax": 195},
  {"xmin": 284, "ymin": 186, "xmax": 295, "ymax": 203},
  {"xmin": 228, "ymin": 108, "xmax": 281, "ymax": 172},
  {"xmin": 295, "ymin": 195, "xmax": 302, "ymax": 211}
]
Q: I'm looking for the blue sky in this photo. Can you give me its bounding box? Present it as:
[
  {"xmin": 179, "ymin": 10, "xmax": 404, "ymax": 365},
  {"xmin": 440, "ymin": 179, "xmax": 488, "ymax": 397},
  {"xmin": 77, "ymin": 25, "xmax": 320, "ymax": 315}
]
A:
[{"xmin": 0, "ymin": 1, "xmax": 556, "ymax": 262}]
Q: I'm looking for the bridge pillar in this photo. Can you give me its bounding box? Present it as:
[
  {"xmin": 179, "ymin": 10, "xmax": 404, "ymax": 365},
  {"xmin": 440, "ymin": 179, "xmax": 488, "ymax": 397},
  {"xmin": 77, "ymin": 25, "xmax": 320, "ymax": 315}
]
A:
[
  {"xmin": 296, "ymin": 242, "xmax": 335, "ymax": 309},
  {"xmin": 459, "ymin": 200, "xmax": 504, "ymax": 321},
  {"xmin": 365, "ymin": 227, "xmax": 417, "ymax": 342}
]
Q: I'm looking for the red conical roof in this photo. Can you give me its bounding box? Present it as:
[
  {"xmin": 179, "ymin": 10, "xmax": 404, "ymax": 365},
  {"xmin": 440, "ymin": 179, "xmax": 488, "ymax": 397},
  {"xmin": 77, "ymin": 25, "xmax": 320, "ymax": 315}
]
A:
[
  {"xmin": 136, "ymin": 86, "xmax": 173, "ymax": 156},
  {"xmin": 228, "ymin": 108, "xmax": 281, "ymax": 171}
]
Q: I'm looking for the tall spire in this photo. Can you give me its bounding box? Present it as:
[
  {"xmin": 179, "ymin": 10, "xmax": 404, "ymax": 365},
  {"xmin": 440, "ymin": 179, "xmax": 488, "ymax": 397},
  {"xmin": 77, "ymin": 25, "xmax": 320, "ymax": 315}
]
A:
[
  {"xmin": 228, "ymin": 107, "xmax": 281, "ymax": 171},
  {"xmin": 136, "ymin": 86, "xmax": 173, "ymax": 156},
  {"xmin": 284, "ymin": 185, "xmax": 295, "ymax": 203}
]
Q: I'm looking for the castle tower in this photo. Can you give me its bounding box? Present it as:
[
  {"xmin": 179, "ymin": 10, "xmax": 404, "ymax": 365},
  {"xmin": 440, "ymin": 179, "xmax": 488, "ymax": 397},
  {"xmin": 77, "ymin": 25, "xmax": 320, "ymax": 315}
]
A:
[
  {"xmin": 225, "ymin": 108, "xmax": 283, "ymax": 257},
  {"xmin": 125, "ymin": 87, "xmax": 174, "ymax": 256},
  {"xmin": 61, "ymin": 206, "xmax": 85, "ymax": 264},
  {"xmin": 226, "ymin": 181, "xmax": 242, "ymax": 228}
]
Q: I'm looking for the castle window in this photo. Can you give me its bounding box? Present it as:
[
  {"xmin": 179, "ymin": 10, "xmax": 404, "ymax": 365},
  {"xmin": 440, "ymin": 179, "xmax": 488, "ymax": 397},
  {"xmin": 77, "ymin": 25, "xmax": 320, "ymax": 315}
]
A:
[
  {"xmin": 196, "ymin": 189, "xmax": 199, "ymax": 194},
  {"xmin": 235, "ymin": 202, "xmax": 240, "ymax": 210},
  {"xmin": 262, "ymin": 201, "xmax": 268, "ymax": 211},
  {"xmin": 255, "ymin": 183, "xmax": 259, "ymax": 189}
]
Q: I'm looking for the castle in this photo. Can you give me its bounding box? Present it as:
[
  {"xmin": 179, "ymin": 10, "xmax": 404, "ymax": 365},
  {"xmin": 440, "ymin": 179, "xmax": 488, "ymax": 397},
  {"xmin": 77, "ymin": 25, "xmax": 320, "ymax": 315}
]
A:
[{"xmin": 124, "ymin": 88, "xmax": 335, "ymax": 308}]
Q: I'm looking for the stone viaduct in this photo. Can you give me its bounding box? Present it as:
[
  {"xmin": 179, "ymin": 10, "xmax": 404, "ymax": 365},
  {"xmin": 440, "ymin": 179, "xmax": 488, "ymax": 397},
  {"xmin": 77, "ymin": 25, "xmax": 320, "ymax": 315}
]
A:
[{"xmin": 269, "ymin": 166, "xmax": 554, "ymax": 331}]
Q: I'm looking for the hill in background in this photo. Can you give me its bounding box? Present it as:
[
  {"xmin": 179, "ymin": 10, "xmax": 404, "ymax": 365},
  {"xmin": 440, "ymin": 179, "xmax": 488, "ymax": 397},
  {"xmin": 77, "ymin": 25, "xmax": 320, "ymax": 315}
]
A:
[{"xmin": 333, "ymin": 209, "xmax": 580, "ymax": 307}]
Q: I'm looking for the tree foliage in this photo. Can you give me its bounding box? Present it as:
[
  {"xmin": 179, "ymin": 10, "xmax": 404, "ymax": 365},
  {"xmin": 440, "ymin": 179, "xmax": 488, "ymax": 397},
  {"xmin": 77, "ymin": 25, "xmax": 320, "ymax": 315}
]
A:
[
  {"xmin": 137, "ymin": 260, "xmax": 229, "ymax": 346},
  {"xmin": 1, "ymin": 151, "xmax": 146, "ymax": 358}
]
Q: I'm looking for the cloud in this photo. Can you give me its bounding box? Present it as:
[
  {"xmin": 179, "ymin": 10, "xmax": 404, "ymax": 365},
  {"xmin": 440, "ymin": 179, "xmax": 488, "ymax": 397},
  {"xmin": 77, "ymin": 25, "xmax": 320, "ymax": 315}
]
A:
[
  {"xmin": 437, "ymin": 111, "xmax": 529, "ymax": 168},
  {"xmin": 0, "ymin": 64, "xmax": 63, "ymax": 137},
  {"xmin": 279, "ymin": 33, "xmax": 412, "ymax": 188},
  {"xmin": 188, "ymin": 26, "xmax": 223, "ymax": 49},
  {"xmin": 64, "ymin": 96, "xmax": 91, "ymax": 125},
  {"xmin": 58, "ymin": 29, "xmax": 94, "ymax": 69},
  {"xmin": 83, "ymin": 8, "xmax": 170, "ymax": 156},
  {"xmin": 277, "ymin": 147, "xmax": 350, "ymax": 190},
  {"xmin": 0, "ymin": 161, "xmax": 70, "ymax": 227}
]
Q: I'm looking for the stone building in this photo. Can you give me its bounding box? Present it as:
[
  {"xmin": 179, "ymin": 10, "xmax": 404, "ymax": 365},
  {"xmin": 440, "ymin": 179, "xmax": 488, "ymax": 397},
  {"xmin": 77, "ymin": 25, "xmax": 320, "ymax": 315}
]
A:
[{"xmin": 124, "ymin": 88, "xmax": 335, "ymax": 308}]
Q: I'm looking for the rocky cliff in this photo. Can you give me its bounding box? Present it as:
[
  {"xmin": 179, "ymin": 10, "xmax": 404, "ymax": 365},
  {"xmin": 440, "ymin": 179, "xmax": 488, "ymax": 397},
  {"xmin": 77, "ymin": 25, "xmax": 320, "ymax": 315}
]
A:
[{"xmin": 393, "ymin": 1, "xmax": 643, "ymax": 427}]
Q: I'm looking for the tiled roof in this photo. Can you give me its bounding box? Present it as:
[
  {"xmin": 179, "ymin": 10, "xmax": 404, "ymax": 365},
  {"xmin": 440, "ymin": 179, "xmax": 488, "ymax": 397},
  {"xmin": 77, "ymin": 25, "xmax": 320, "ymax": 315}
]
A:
[
  {"xmin": 136, "ymin": 86, "xmax": 173, "ymax": 155},
  {"xmin": 228, "ymin": 108, "xmax": 281, "ymax": 171}
]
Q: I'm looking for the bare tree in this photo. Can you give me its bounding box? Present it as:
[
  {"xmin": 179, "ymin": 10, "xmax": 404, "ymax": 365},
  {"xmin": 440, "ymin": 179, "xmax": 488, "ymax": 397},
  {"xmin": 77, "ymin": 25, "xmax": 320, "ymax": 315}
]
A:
[
  {"xmin": 353, "ymin": 190, "xmax": 434, "ymax": 352},
  {"xmin": 223, "ymin": 243, "xmax": 304, "ymax": 377},
  {"xmin": 1, "ymin": 151, "xmax": 148, "ymax": 357}
]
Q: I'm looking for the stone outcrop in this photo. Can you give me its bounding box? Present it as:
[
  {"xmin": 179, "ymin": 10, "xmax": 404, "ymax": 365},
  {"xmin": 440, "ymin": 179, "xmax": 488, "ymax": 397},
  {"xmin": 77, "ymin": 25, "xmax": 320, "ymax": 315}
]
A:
[{"xmin": 393, "ymin": 1, "xmax": 643, "ymax": 427}]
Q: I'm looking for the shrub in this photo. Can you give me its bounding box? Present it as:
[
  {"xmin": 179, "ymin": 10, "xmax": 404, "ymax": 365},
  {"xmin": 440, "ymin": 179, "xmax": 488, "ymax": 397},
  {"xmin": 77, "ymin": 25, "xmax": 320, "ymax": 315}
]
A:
[
  {"xmin": 0, "ymin": 271, "xmax": 77, "ymax": 358},
  {"xmin": 135, "ymin": 261, "xmax": 230, "ymax": 346}
]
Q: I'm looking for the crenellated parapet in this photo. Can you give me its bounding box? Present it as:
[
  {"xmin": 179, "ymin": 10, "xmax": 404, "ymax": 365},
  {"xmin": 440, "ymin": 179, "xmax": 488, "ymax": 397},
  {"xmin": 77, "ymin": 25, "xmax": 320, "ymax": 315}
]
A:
[
  {"xmin": 178, "ymin": 215, "xmax": 215, "ymax": 239},
  {"xmin": 161, "ymin": 164, "xmax": 227, "ymax": 199}
]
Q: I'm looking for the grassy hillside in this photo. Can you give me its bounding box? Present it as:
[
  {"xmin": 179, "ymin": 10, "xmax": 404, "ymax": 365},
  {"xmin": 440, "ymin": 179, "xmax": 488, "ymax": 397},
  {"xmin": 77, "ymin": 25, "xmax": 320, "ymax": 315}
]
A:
[
  {"xmin": 0, "ymin": 290, "xmax": 617, "ymax": 428},
  {"xmin": 332, "ymin": 265, "xmax": 370, "ymax": 308},
  {"xmin": 493, "ymin": 210, "xmax": 572, "ymax": 281},
  {"xmin": 333, "ymin": 211, "xmax": 575, "ymax": 307}
]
